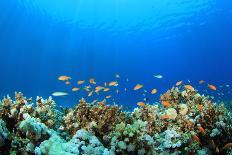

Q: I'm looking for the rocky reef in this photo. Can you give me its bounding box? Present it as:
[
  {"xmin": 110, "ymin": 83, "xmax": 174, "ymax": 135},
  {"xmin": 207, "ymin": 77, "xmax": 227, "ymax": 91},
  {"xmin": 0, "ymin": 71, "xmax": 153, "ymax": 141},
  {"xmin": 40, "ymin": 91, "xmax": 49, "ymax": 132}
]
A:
[{"xmin": 0, "ymin": 86, "xmax": 232, "ymax": 155}]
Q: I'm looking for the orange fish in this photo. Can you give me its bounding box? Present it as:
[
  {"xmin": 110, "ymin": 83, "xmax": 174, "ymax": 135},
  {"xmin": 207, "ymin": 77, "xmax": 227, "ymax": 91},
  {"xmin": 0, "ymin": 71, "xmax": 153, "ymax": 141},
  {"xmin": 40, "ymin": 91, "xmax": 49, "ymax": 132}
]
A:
[
  {"xmin": 134, "ymin": 84, "xmax": 143, "ymax": 90},
  {"xmin": 106, "ymin": 95, "xmax": 111, "ymax": 99},
  {"xmin": 88, "ymin": 91, "xmax": 93, "ymax": 97},
  {"xmin": 58, "ymin": 75, "xmax": 71, "ymax": 81},
  {"xmin": 198, "ymin": 104, "xmax": 204, "ymax": 111},
  {"xmin": 208, "ymin": 84, "xmax": 217, "ymax": 91},
  {"xmin": 89, "ymin": 78, "xmax": 96, "ymax": 84},
  {"xmin": 72, "ymin": 87, "xmax": 80, "ymax": 91},
  {"xmin": 184, "ymin": 85, "xmax": 194, "ymax": 91},
  {"xmin": 160, "ymin": 114, "xmax": 170, "ymax": 119},
  {"xmin": 176, "ymin": 81, "xmax": 183, "ymax": 86},
  {"xmin": 109, "ymin": 81, "xmax": 118, "ymax": 86},
  {"xmin": 223, "ymin": 142, "xmax": 232, "ymax": 150},
  {"xmin": 199, "ymin": 80, "xmax": 205, "ymax": 84},
  {"xmin": 65, "ymin": 81, "xmax": 70, "ymax": 85},
  {"xmin": 161, "ymin": 101, "xmax": 172, "ymax": 107},
  {"xmin": 77, "ymin": 80, "xmax": 85, "ymax": 85},
  {"xmin": 197, "ymin": 126, "xmax": 206, "ymax": 135},
  {"xmin": 151, "ymin": 89, "xmax": 157, "ymax": 94},
  {"xmin": 192, "ymin": 134, "xmax": 201, "ymax": 144},
  {"xmin": 104, "ymin": 88, "xmax": 110, "ymax": 92},
  {"xmin": 137, "ymin": 101, "xmax": 145, "ymax": 107},
  {"xmin": 95, "ymin": 86, "xmax": 104, "ymax": 93}
]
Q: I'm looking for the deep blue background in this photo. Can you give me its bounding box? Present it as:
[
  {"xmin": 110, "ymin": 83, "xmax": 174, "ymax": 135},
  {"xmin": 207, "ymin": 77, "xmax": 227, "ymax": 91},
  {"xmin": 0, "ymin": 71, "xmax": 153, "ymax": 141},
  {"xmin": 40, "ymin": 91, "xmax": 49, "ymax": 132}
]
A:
[{"xmin": 0, "ymin": 0, "xmax": 231, "ymax": 108}]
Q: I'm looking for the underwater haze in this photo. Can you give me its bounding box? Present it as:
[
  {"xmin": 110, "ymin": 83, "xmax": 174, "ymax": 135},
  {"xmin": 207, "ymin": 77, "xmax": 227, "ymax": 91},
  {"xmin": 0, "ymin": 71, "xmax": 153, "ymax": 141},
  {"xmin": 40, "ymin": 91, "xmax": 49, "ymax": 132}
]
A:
[
  {"xmin": 0, "ymin": 0, "xmax": 232, "ymax": 107},
  {"xmin": 2, "ymin": 1, "xmax": 232, "ymax": 155}
]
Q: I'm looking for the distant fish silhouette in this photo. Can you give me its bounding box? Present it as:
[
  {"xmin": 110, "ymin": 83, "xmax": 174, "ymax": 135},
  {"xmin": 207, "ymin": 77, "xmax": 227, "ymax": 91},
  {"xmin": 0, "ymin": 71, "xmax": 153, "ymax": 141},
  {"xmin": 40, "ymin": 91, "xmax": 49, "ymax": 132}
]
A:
[
  {"xmin": 153, "ymin": 74, "xmax": 163, "ymax": 79},
  {"xmin": 52, "ymin": 92, "xmax": 68, "ymax": 97}
]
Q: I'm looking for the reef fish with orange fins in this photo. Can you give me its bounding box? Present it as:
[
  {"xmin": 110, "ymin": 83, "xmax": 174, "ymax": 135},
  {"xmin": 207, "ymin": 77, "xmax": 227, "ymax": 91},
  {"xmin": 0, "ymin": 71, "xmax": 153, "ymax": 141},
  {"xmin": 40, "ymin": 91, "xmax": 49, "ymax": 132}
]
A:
[
  {"xmin": 89, "ymin": 78, "xmax": 96, "ymax": 84},
  {"xmin": 58, "ymin": 75, "xmax": 71, "ymax": 81},
  {"xmin": 77, "ymin": 80, "xmax": 85, "ymax": 85},
  {"xmin": 199, "ymin": 80, "xmax": 205, "ymax": 84},
  {"xmin": 176, "ymin": 81, "xmax": 183, "ymax": 86},
  {"xmin": 134, "ymin": 84, "xmax": 143, "ymax": 90},
  {"xmin": 151, "ymin": 89, "xmax": 157, "ymax": 94},
  {"xmin": 72, "ymin": 87, "xmax": 80, "ymax": 91},
  {"xmin": 137, "ymin": 101, "xmax": 145, "ymax": 107},
  {"xmin": 109, "ymin": 81, "xmax": 118, "ymax": 86},
  {"xmin": 208, "ymin": 84, "xmax": 217, "ymax": 91}
]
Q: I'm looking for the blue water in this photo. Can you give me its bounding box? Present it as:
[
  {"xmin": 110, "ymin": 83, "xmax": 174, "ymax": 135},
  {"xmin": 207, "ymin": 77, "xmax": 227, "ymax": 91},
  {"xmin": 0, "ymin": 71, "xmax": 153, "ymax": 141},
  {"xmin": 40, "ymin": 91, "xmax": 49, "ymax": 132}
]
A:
[{"xmin": 0, "ymin": 0, "xmax": 232, "ymax": 108}]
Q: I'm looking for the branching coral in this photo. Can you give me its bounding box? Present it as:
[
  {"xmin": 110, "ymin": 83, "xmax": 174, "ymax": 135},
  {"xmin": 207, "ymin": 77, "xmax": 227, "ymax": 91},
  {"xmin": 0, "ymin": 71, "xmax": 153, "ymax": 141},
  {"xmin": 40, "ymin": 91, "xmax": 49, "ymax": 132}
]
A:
[
  {"xmin": 0, "ymin": 86, "xmax": 231, "ymax": 155},
  {"xmin": 63, "ymin": 98, "xmax": 127, "ymax": 140}
]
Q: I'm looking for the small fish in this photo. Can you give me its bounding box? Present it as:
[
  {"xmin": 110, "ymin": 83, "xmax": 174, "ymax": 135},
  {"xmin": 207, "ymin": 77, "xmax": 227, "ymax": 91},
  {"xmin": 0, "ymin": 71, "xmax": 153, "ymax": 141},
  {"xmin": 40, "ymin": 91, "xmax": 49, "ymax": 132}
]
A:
[
  {"xmin": 192, "ymin": 134, "xmax": 201, "ymax": 144},
  {"xmin": 85, "ymin": 85, "xmax": 91, "ymax": 89},
  {"xmin": 95, "ymin": 86, "xmax": 104, "ymax": 93},
  {"xmin": 104, "ymin": 88, "xmax": 110, "ymax": 92},
  {"xmin": 226, "ymin": 84, "xmax": 230, "ymax": 88},
  {"xmin": 95, "ymin": 86, "xmax": 104, "ymax": 90},
  {"xmin": 124, "ymin": 88, "xmax": 127, "ymax": 91},
  {"xmin": 91, "ymin": 99, "xmax": 98, "ymax": 104},
  {"xmin": 184, "ymin": 85, "xmax": 195, "ymax": 91},
  {"xmin": 109, "ymin": 81, "xmax": 118, "ymax": 86},
  {"xmin": 52, "ymin": 92, "xmax": 68, "ymax": 97},
  {"xmin": 199, "ymin": 80, "xmax": 205, "ymax": 84},
  {"xmin": 198, "ymin": 104, "xmax": 204, "ymax": 111},
  {"xmin": 197, "ymin": 126, "xmax": 206, "ymax": 135},
  {"xmin": 84, "ymin": 87, "xmax": 90, "ymax": 92},
  {"xmin": 176, "ymin": 81, "xmax": 183, "ymax": 86},
  {"xmin": 151, "ymin": 89, "xmax": 157, "ymax": 94},
  {"xmin": 126, "ymin": 78, "xmax": 129, "ymax": 82},
  {"xmin": 104, "ymin": 82, "xmax": 107, "ymax": 87},
  {"xmin": 137, "ymin": 101, "xmax": 145, "ymax": 107},
  {"xmin": 134, "ymin": 84, "xmax": 143, "ymax": 90},
  {"xmin": 208, "ymin": 84, "xmax": 217, "ymax": 91},
  {"xmin": 106, "ymin": 95, "xmax": 111, "ymax": 99},
  {"xmin": 188, "ymin": 80, "xmax": 191, "ymax": 83},
  {"xmin": 72, "ymin": 87, "xmax": 80, "ymax": 92},
  {"xmin": 77, "ymin": 80, "xmax": 85, "ymax": 85},
  {"xmin": 116, "ymin": 74, "xmax": 120, "ymax": 78},
  {"xmin": 160, "ymin": 114, "xmax": 170, "ymax": 119},
  {"xmin": 153, "ymin": 74, "xmax": 163, "ymax": 79},
  {"xmin": 88, "ymin": 91, "xmax": 93, "ymax": 97},
  {"xmin": 115, "ymin": 89, "xmax": 119, "ymax": 94},
  {"xmin": 58, "ymin": 75, "xmax": 71, "ymax": 81},
  {"xmin": 89, "ymin": 78, "xmax": 96, "ymax": 84},
  {"xmin": 65, "ymin": 81, "xmax": 70, "ymax": 85},
  {"xmin": 161, "ymin": 101, "xmax": 171, "ymax": 107}
]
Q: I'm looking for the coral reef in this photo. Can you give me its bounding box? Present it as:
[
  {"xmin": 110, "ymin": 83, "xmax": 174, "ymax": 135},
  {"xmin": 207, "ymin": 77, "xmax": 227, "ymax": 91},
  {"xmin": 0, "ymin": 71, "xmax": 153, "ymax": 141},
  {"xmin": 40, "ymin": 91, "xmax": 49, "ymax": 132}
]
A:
[{"xmin": 0, "ymin": 86, "xmax": 232, "ymax": 155}]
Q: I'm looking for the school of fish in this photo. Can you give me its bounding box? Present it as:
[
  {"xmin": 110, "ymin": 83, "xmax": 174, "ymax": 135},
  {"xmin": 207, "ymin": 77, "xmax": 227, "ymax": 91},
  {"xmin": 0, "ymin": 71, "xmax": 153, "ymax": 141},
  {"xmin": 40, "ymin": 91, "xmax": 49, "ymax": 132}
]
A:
[{"xmin": 53, "ymin": 74, "xmax": 226, "ymax": 107}]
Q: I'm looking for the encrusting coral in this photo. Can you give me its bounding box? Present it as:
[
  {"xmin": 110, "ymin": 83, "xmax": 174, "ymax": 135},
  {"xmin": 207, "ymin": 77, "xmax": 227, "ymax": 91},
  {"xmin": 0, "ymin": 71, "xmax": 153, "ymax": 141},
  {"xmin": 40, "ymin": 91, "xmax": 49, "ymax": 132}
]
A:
[{"xmin": 0, "ymin": 86, "xmax": 232, "ymax": 155}]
